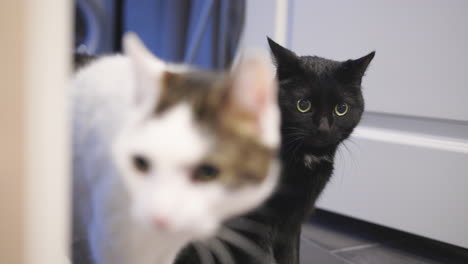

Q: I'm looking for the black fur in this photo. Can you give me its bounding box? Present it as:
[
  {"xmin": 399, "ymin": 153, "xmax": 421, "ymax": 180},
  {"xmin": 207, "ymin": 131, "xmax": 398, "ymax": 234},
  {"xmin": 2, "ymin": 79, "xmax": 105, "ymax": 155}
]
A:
[{"xmin": 177, "ymin": 38, "xmax": 375, "ymax": 264}]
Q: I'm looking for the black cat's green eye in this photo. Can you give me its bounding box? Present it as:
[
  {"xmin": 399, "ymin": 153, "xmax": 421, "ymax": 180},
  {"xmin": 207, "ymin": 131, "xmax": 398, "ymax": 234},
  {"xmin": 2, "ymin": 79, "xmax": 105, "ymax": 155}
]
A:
[
  {"xmin": 296, "ymin": 99, "xmax": 312, "ymax": 113},
  {"xmin": 192, "ymin": 163, "xmax": 220, "ymax": 182},
  {"xmin": 335, "ymin": 103, "xmax": 349, "ymax": 116}
]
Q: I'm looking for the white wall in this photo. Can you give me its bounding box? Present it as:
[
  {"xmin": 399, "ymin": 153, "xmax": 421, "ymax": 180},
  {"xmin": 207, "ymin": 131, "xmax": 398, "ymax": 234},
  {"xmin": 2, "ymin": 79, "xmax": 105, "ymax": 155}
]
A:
[
  {"xmin": 291, "ymin": 0, "xmax": 468, "ymax": 122},
  {"xmin": 242, "ymin": 0, "xmax": 277, "ymax": 50}
]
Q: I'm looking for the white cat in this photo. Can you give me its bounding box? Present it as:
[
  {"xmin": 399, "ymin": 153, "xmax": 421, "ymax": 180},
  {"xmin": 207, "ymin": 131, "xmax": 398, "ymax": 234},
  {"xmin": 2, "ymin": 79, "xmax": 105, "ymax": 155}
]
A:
[{"xmin": 71, "ymin": 33, "xmax": 280, "ymax": 264}]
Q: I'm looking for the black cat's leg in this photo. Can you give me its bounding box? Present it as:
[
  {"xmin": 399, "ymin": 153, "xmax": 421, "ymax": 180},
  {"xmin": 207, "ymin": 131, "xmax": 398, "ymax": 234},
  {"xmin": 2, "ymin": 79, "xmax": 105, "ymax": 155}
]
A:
[{"xmin": 273, "ymin": 230, "xmax": 300, "ymax": 264}]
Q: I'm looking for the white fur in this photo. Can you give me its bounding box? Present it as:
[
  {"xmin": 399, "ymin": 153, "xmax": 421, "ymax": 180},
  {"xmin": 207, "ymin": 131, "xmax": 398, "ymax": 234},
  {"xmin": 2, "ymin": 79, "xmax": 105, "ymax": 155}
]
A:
[
  {"xmin": 230, "ymin": 51, "xmax": 280, "ymax": 149},
  {"xmin": 72, "ymin": 33, "xmax": 280, "ymax": 264},
  {"xmin": 303, "ymin": 154, "xmax": 332, "ymax": 169}
]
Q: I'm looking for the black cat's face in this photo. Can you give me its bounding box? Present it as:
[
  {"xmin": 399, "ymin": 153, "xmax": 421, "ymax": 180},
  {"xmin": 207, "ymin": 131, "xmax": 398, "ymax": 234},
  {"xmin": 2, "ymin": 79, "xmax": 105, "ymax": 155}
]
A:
[{"xmin": 268, "ymin": 38, "xmax": 375, "ymax": 152}]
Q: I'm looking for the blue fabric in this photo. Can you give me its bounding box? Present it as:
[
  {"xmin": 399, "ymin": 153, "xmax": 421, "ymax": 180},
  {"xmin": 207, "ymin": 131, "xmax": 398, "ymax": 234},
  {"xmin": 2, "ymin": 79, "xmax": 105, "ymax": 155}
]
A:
[{"xmin": 124, "ymin": 0, "xmax": 245, "ymax": 70}]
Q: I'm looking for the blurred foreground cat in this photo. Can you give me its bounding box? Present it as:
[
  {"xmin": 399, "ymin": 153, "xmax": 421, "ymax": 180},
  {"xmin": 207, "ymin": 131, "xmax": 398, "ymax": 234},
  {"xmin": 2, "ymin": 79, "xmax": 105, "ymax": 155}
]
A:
[{"xmin": 71, "ymin": 33, "xmax": 280, "ymax": 264}]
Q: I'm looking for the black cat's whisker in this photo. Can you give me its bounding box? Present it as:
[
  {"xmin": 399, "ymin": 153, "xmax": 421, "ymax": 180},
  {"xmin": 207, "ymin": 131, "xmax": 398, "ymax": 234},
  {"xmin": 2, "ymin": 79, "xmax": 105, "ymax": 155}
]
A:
[
  {"xmin": 207, "ymin": 238, "xmax": 235, "ymax": 264},
  {"xmin": 335, "ymin": 146, "xmax": 349, "ymax": 181},
  {"xmin": 283, "ymin": 133, "xmax": 306, "ymax": 141},
  {"xmin": 282, "ymin": 126, "xmax": 307, "ymax": 134},
  {"xmin": 283, "ymin": 131, "xmax": 308, "ymax": 136},
  {"xmin": 193, "ymin": 242, "xmax": 215, "ymax": 264},
  {"xmin": 289, "ymin": 138, "xmax": 305, "ymax": 164},
  {"xmin": 341, "ymin": 141, "xmax": 353, "ymax": 155},
  {"xmin": 284, "ymin": 136, "xmax": 306, "ymax": 145},
  {"xmin": 284, "ymin": 142, "xmax": 302, "ymax": 156},
  {"xmin": 217, "ymin": 227, "xmax": 269, "ymax": 262},
  {"xmin": 283, "ymin": 129, "xmax": 305, "ymax": 134},
  {"xmin": 281, "ymin": 126, "xmax": 305, "ymax": 131},
  {"xmin": 283, "ymin": 134, "xmax": 308, "ymax": 141},
  {"xmin": 283, "ymin": 137, "xmax": 304, "ymax": 156},
  {"xmin": 294, "ymin": 138, "xmax": 304, "ymax": 154},
  {"xmin": 341, "ymin": 141, "xmax": 359, "ymax": 172},
  {"xmin": 346, "ymin": 137, "xmax": 360, "ymax": 148},
  {"xmin": 283, "ymin": 136, "xmax": 303, "ymax": 146},
  {"xmin": 282, "ymin": 136, "xmax": 303, "ymax": 155}
]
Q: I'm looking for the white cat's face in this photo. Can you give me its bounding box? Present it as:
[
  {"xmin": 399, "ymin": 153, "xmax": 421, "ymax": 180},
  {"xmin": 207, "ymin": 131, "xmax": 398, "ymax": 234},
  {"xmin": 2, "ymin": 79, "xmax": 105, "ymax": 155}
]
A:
[
  {"xmin": 113, "ymin": 103, "xmax": 278, "ymax": 239},
  {"xmin": 112, "ymin": 33, "xmax": 280, "ymax": 240}
]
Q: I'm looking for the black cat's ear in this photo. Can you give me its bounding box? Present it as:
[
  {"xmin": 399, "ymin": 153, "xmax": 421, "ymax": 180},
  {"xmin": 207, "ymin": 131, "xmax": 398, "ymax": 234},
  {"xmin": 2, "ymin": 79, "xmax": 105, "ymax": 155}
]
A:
[
  {"xmin": 338, "ymin": 51, "xmax": 375, "ymax": 85},
  {"xmin": 267, "ymin": 37, "xmax": 300, "ymax": 80},
  {"xmin": 267, "ymin": 37, "xmax": 297, "ymax": 64}
]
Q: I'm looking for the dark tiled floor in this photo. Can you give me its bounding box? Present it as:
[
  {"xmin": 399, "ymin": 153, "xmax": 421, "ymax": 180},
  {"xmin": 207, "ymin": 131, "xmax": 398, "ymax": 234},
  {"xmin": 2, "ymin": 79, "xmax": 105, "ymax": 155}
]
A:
[{"xmin": 300, "ymin": 210, "xmax": 468, "ymax": 264}]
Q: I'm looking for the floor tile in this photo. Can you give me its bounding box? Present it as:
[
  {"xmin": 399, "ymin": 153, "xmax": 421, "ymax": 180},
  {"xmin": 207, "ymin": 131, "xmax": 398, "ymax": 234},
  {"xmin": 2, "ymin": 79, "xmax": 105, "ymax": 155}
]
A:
[
  {"xmin": 336, "ymin": 243, "xmax": 431, "ymax": 264},
  {"xmin": 300, "ymin": 236, "xmax": 349, "ymax": 264},
  {"xmin": 335, "ymin": 238, "xmax": 468, "ymax": 264},
  {"xmin": 301, "ymin": 210, "xmax": 468, "ymax": 263},
  {"xmin": 302, "ymin": 210, "xmax": 404, "ymax": 251}
]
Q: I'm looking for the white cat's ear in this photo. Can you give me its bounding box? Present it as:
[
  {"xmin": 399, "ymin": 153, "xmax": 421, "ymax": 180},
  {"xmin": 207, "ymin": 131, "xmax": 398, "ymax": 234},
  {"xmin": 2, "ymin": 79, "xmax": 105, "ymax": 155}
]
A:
[
  {"xmin": 229, "ymin": 51, "xmax": 280, "ymax": 147},
  {"xmin": 123, "ymin": 32, "xmax": 165, "ymax": 107},
  {"xmin": 230, "ymin": 51, "xmax": 277, "ymax": 116}
]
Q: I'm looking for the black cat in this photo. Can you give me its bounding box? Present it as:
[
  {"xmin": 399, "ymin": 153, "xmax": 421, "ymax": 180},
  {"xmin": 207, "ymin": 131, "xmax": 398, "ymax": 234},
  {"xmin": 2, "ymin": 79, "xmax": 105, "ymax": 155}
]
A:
[{"xmin": 177, "ymin": 38, "xmax": 375, "ymax": 264}]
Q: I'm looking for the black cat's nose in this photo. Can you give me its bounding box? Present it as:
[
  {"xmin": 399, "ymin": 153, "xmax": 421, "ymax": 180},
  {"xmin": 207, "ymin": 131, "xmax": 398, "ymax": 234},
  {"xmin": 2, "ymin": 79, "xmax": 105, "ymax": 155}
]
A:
[{"xmin": 318, "ymin": 117, "xmax": 330, "ymax": 133}]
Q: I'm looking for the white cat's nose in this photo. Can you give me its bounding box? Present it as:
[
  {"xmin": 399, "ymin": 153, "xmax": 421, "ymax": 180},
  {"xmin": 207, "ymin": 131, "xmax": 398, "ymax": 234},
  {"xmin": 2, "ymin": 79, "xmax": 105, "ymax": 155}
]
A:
[{"xmin": 152, "ymin": 215, "xmax": 170, "ymax": 230}]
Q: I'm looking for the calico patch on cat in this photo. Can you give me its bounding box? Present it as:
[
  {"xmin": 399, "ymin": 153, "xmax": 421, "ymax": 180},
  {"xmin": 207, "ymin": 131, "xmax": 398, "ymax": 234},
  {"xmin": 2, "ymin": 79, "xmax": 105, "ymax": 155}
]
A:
[
  {"xmin": 71, "ymin": 33, "xmax": 280, "ymax": 264},
  {"xmin": 150, "ymin": 69, "xmax": 276, "ymax": 187}
]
